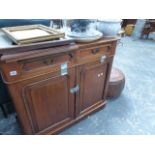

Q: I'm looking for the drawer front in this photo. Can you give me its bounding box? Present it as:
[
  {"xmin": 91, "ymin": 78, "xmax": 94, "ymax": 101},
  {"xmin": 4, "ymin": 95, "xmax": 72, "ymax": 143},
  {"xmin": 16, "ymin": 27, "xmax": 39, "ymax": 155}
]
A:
[
  {"xmin": 1, "ymin": 53, "xmax": 74, "ymax": 83},
  {"xmin": 21, "ymin": 54, "xmax": 72, "ymax": 73},
  {"xmin": 77, "ymin": 44, "xmax": 113, "ymax": 60}
]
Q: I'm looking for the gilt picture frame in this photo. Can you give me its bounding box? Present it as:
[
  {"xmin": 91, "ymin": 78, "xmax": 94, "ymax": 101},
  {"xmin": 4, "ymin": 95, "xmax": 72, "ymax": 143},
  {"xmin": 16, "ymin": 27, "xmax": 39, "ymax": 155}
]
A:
[{"xmin": 1, "ymin": 24, "xmax": 65, "ymax": 45}]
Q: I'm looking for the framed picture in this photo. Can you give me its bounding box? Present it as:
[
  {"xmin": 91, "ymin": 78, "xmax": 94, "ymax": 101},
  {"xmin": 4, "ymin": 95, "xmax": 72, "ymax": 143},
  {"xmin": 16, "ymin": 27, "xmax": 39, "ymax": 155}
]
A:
[{"xmin": 1, "ymin": 24, "xmax": 65, "ymax": 45}]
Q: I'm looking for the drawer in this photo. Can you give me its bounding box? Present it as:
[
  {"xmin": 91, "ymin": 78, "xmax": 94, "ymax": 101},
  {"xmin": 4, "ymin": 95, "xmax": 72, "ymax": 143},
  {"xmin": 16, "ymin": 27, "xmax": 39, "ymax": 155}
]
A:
[
  {"xmin": 20, "ymin": 53, "xmax": 73, "ymax": 73},
  {"xmin": 77, "ymin": 44, "xmax": 113, "ymax": 59},
  {"xmin": 0, "ymin": 53, "xmax": 74, "ymax": 84}
]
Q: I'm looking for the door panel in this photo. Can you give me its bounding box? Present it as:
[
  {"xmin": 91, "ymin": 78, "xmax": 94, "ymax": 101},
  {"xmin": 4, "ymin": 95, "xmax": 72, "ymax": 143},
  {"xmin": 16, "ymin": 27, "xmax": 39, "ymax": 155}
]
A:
[
  {"xmin": 77, "ymin": 60, "xmax": 110, "ymax": 115},
  {"xmin": 22, "ymin": 68, "xmax": 75, "ymax": 133}
]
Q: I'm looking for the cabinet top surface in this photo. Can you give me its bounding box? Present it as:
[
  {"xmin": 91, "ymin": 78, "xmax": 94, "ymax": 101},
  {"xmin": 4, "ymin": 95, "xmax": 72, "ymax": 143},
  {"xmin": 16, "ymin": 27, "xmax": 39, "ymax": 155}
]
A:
[
  {"xmin": 0, "ymin": 31, "xmax": 119, "ymax": 62},
  {"xmin": 0, "ymin": 31, "xmax": 119, "ymax": 49}
]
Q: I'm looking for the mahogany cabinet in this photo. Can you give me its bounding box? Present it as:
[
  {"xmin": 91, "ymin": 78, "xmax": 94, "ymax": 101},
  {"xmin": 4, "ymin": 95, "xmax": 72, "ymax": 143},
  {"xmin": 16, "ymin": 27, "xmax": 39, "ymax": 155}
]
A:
[{"xmin": 0, "ymin": 37, "xmax": 118, "ymax": 134}]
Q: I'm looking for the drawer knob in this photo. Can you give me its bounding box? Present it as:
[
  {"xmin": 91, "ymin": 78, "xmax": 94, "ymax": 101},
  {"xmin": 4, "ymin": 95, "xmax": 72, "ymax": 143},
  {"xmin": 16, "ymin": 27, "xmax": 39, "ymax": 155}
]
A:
[
  {"xmin": 92, "ymin": 48, "xmax": 100, "ymax": 54},
  {"xmin": 68, "ymin": 53, "xmax": 74, "ymax": 58},
  {"xmin": 107, "ymin": 46, "xmax": 111, "ymax": 51},
  {"xmin": 43, "ymin": 59, "xmax": 53, "ymax": 65}
]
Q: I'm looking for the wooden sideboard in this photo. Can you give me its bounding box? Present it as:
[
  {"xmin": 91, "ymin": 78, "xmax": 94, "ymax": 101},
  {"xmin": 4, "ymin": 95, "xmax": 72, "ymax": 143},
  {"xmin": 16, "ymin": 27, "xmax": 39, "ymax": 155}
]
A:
[{"xmin": 0, "ymin": 36, "xmax": 118, "ymax": 134}]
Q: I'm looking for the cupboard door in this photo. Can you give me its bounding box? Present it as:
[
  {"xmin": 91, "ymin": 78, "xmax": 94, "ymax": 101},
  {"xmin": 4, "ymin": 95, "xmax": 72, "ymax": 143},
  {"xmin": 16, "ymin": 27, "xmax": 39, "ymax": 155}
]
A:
[
  {"xmin": 22, "ymin": 68, "xmax": 75, "ymax": 134},
  {"xmin": 76, "ymin": 58, "xmax": 112, "ymax": 116}
]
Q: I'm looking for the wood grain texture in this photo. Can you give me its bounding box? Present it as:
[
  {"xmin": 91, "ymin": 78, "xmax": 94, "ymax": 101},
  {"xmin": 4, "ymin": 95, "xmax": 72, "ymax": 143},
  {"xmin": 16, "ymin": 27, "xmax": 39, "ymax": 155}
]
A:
[
  {"xmin": 0, "ymin": 38, "xmax": 118, "ymax": 134},
  {"xmin": 78, "ymin": 61, "xmax": 107, "ymax": 114}
]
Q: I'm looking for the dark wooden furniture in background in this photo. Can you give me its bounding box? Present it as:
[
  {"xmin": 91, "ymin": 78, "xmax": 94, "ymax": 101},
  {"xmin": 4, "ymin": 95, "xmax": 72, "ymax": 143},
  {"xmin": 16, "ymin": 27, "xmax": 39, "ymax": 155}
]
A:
[
  {"xmin": 141, "ymin": 20, "xmax": 155, "ymax": 39},
  {"xmin": 122, "ymin": 19, "xmax": 137, "ymax": 28},
  {"xmin": 0, "ymin": 37, "xmax": 118, "ymax": 134}
]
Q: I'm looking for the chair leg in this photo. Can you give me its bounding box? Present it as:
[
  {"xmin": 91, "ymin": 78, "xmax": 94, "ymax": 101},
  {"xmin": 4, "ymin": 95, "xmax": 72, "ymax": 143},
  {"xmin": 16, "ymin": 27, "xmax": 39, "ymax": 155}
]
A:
[{"xmin": 0, "ymin": 104, "xmax": 8, "ymax": 118}]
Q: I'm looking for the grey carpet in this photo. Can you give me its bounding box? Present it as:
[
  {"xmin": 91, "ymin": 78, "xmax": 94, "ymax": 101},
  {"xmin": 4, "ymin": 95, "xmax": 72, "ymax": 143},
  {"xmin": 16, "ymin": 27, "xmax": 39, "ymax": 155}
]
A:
[{"xmin": 1, "ymin": 36, "xmax": 155, "ymax": 135}]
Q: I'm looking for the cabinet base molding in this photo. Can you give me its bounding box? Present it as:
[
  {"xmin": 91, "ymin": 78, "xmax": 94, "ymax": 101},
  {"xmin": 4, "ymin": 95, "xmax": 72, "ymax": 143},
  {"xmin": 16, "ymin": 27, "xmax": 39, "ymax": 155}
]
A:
[{"xmin": 38, "ymin": 101, "xmax": 106, "ymax": 135}]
